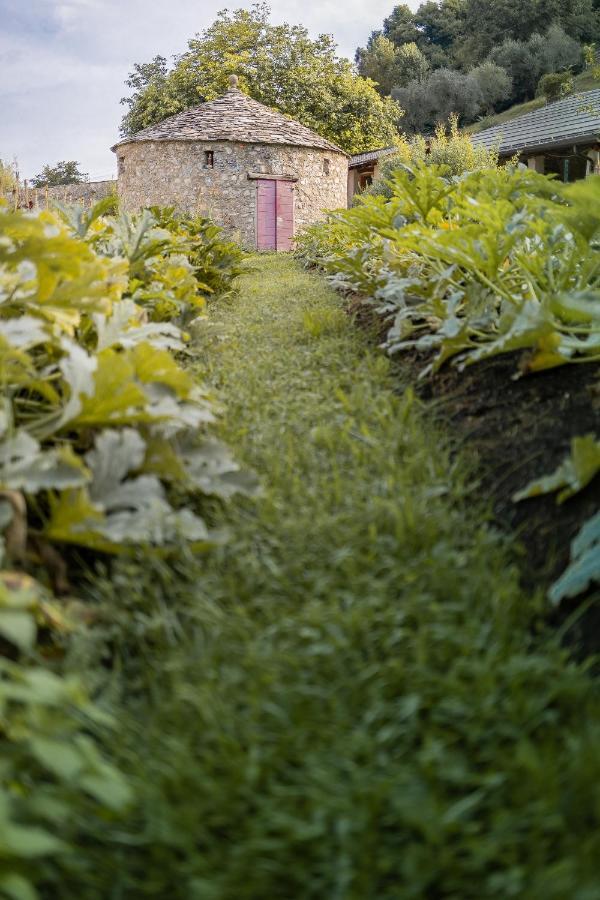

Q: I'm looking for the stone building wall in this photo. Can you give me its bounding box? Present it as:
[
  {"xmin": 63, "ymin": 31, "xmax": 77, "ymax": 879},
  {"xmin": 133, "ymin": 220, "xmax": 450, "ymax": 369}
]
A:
[
  {"xmin": 115, "ymin": 140, "xmax": 348, "ymax": 248},
  {"xmin": 4, "ymin": 179, "xmax": 117, "ymax": 210}
]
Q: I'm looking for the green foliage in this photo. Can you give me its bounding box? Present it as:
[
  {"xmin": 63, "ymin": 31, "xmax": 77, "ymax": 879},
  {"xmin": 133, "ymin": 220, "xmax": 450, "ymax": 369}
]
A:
[
  {"xmin": 393, "ymin": 66, "xmax": 483, "ymax": 133},
  {"xmin": 49, "ymin": 255, "xmax": 600, "ymax": 898},
  {"xmin": 30, "ymin": 162, "xmax": 88, "ymax": 189},
  {"xmin": 0, "ymin": 161, "xmax": 17, "ymax": 194},
  {"xmin": 0, "ymin": 572, "xmax": 131, "ymax": 899},
  {"xmin": 538, "ymin": 70, "xmax": 575, "ymax": 101},
  {"xmin": 489, "ymin": 26, "xmax": 582, "ymax": 105},
  {"xmin": 352, "ymin": 117, "xmax": 500, "ymax": 202},
  {"xmin": 120, "ymin": 3, "xmax": 402, "ymax": 154},
  {"xmin": 514, "ymin": 435, "xmax": 600, "ymax": 603},
  {"xmin": 550, "ymin": 511, "xmax": 600, "ymax": 603},
  {"xmin": 356, "ymin": 36, "xmax": 429, "ymax": 95},
  {"xmin": 0, "ymin": 200, "xmax": 249, "ymax": 896},
  {"xmin": 369, "ymin": 0, "xmax": 597, "ymax": 73},
  {"xmin": 0, "ymin": 201, "xmax": 250, "ymax": 568},
  {"xmin": 364, "ymin": 2, "xmax": 588, "ymax": 128},
  {"xmin": 513, "ymin": 434, "xmax": 600, "ymax": 505},
  {"xmin": 469, "ymin": 61, "xmax": 513, "ymax": 114},
  {"xmin": 299, "ymin": 163, "xmax": 600, "ymax": 379}
]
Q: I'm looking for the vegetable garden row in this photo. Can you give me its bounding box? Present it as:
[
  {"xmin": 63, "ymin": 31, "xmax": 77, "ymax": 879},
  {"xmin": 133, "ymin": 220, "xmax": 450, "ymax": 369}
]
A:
[
  {"xmin": 0, "ymin": 199, "xmax": 248, "ymax": 897},
  {"xmin": 297, "ymin": 163, "xmax": 600, "ymax": 606},
  {"xmin": 0, "ymin": 159, "xmax": 599, "ymax": 897}
]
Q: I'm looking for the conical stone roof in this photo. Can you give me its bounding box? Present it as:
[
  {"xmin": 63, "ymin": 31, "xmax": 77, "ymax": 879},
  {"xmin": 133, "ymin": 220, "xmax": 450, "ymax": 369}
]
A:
[{"xmin": 114, "ymin": 78, "xmax": 346, "ymax": 155}]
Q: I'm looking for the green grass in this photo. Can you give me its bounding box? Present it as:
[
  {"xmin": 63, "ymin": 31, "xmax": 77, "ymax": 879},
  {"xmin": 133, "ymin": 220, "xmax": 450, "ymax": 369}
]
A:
[
  {"xmin": 466, "ymin": 68, "xmax": 600, "ymax": 135},
  {"xmin": 55, "ymin": 255, "xmax": 600, "ymax": 899}
]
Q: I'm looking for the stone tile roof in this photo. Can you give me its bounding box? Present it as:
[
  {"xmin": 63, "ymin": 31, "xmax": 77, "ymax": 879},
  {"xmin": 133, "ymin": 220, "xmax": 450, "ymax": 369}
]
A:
[
  {"xmin": 471, "ymin": 89, "xmax": 600, "ymax": 156},
  {"xmin": 113, "ymin": 84, "xmax": 346, "ymax": 155},
  {"xmin": 349, "ymin": 146, "xmax": 397, "ymax": 167}
]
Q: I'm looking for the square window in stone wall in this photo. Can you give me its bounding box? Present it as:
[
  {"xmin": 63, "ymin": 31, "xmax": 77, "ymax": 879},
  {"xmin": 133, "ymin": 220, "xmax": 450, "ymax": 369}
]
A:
[
  {"xmin": 323, "ymin": 158, "xmax": 330, "ymax": 175},
  {"xmin": 118, "ymin": 156, "xmax": 125, "ymax": 174},
  {"xmin": 204, "ymin": 150, "xmax": 214, "ymax": 168}
]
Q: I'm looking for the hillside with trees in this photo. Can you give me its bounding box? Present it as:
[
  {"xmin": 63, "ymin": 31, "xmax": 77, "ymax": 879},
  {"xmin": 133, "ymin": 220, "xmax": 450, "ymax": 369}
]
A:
[{"xmin": 357, "ymin": 0, "xmax": 599, "ymax": 134}]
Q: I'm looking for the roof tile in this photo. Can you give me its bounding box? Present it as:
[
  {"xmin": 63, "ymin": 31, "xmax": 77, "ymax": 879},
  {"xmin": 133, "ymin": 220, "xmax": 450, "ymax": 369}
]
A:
[
  {"xmin": 113, "ymin": 87, "xmax": 346, "ymax": 155},
  {"xmin": 471, "ymin": 89, "xmax": 600, "ymax": 155}
]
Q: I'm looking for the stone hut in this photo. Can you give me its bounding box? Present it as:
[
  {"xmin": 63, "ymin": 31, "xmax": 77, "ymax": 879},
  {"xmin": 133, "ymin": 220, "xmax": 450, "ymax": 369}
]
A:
[{"xmin": 112, "ymin": 76, "xmax": 348, "ymax": 250}]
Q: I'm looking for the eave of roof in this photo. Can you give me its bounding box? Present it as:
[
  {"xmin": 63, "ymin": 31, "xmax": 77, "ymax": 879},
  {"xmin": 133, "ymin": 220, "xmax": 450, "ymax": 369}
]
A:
[{"xmin": 349, "ymin": 146, "xmax": 397, "ymax": 167}]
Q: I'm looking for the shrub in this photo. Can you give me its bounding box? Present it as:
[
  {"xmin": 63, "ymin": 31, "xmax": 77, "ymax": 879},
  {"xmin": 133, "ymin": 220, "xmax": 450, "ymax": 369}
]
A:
[
  {"xmin": 393, "ymin": 68, "xmax": 482, "ymax": 134},
  {"xmin": 0, "ymin": 159, "xmax": 17, "ymax": 194},
  {"xmin": 488, "ymin": 38, "xmax": 540, "ymax": 103},
  {"xmin": 538, "ymin": 70, "xmax": 575, "ymax": 101},
  {"xmin": 469, "ymin": 61, "xmax": 513, "ymax": 114},
  {"xmin": 358, "ymin": 116, "xmax": 499, "ymax": 201}
]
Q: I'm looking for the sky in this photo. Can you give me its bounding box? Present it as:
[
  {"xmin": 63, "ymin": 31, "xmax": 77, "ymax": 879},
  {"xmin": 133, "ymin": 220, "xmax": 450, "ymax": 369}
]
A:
[{"xmin": 0, "ymin": 0, "xmax": 418, "ymax": 182}]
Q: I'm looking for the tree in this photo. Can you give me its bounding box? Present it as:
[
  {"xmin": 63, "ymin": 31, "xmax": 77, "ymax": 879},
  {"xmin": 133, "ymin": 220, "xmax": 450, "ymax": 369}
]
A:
[
  {"xmin": 414, "ymin": 0, "xmax": 466, "ymax": 66},
  {"xmin": 358, "ymin": 37, "xmax": 430, "ymax": 95},
  {"xmin": 535, "ymin": 23, "xmax": 583, "ymax": 74},
  {"xmin": 396, "ymin": 42, "xmax": 430, "ymax": 86},
  {"xmin": 121, "ymin": 4, "xmax": 402, "ymax": 154},
  {"xmin": 382, "ymin": 4, "xmax": 421, "ymax": 46},
  {"xmin": 356, "ymin": 35, "xmax": 403, "ymax": 95},
  {"xmin": 0, "ymin": 159, "xmax": 17, "ymax": 192},
  {"xmin": 393, "ymin": 68, "xmax": 482, "ymax": 134},
  {"xmin": 488, "ymin": 39, "xmax": 540, "ymax": 103},
  {"xmin": 469, "ymin": 61, "xmax": 512, "ymax": 114},
  {"xmin": 458, "ymin": 0, "xmax": 599, "ymax": 64},
  {"xmin": 30, "ymin": 161, "xmax": 88, "ymax": 188}
]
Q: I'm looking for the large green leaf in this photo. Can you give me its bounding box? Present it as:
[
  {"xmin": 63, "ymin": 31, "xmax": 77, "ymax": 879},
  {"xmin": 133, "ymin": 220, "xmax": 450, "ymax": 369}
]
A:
[
  {"xmin": 549, "ymin": 511, "xmax": 600, "ymax": 604},
  {"xmin": 0, "ymin": 318, "xmax": 48, "ymax": 349},
  {"xmin": 513, "ymin": 435, "xmax": 600, "ymax": 504},
  {"xmin": 93, "ymin": 300, "xmax": 184, "ymax": 351},
  {"xmin": 0, "ymin": 430, "xmax": 89, "ymax": 493},
  {"xmin": 178, "ymin": 438, "xmax": 261, "ymax": 498}
]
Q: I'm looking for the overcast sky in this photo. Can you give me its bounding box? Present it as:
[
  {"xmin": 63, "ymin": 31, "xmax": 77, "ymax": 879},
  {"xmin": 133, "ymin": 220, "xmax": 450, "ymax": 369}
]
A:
[{"xmin": 0, "ymin": 0, "xmax": 418, "ymax": 181}]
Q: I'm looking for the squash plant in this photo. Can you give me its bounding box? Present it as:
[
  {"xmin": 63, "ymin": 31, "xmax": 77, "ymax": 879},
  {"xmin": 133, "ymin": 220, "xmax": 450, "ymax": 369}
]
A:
[
  {"xmin": 298, "ymin": 164, "xmax": 600, "ymax": 377},
  {"xmin": 0, "ymin": 572, "xmax": 132, "ymax": 900},
  {"xmin": 0, "ymin": 202, "xmax": 252, "ymax": 571},
  {"xmin": 514, "ymin": 435, "xmax": 600, "ymax": 603}
]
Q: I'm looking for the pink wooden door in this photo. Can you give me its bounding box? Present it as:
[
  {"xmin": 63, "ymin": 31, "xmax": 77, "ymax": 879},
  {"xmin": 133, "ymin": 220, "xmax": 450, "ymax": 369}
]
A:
[
  {"xmin": 275, "ymin": 181, "xmax": 294, "ymax": 251},
  {"xmin": 256, "ymin": 180, "xmax": 276, "ymax": 250},
  {"xmin": 256, "ymin": 180, "xmax": 294, "ymax": 251}
]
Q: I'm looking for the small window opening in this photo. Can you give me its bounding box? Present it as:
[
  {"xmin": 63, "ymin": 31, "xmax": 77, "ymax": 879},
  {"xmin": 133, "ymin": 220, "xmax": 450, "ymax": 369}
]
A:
[
  {"xmin": 323, "ymin": 158, "xmax": 330, "ymax": 175},
  {"xmin": 204, "ymin": 150, "xmax": 214, "ymax": 168},
  {"xmin": 118, "ymin": 155, "xmax": 126, "ymax": 174}
]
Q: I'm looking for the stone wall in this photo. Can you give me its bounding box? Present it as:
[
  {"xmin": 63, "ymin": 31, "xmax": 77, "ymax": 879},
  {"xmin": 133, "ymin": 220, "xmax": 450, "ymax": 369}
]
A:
[
  {"xmin": 4, "ymin": 179, "xmax": 116, "ymax": 209},
  {"xmin": 115, "ymin": 140, "xmax": 348, "ymax": 248}
]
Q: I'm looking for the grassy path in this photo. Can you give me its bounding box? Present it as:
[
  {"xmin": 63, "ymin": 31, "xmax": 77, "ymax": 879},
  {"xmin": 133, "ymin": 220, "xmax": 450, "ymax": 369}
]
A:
[{"xmin": 69, "ymin": 254, "xmax": 599, "ymax": 899}]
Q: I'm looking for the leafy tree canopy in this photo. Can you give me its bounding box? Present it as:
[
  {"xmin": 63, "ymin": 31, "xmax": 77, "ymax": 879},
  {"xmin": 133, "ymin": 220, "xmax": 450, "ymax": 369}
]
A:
[
  {"xmin": 30, "ymin": 160, "xmax": 88, "ymax": 188},
  {"xmin": 0, "ymin": 159, "xmax": 18, "ymax": 192},
  {"xmin": 362, "ymin": 0, "xmax": 589, "ymax": 133},
  {"xmin": 364, "ymin": 0, "xmax": 599, "ymax": 71},
  {"xmin": 357, "ymin": 36, "xmax": 429, "ymax": 95},
  {"xmin": 120, "ymin": 4, "xmax": 402, "ymax": 155}
]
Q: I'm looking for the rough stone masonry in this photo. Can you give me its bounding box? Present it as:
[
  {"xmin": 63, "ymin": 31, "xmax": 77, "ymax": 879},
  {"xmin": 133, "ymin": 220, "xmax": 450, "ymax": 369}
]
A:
[
  {"xmin": 115, "ymin": 140, "xmax": 347, "ymax": 248},
  {"xmin": 112, "ymin": 76, "xmax": 349, "ymax": 249}
]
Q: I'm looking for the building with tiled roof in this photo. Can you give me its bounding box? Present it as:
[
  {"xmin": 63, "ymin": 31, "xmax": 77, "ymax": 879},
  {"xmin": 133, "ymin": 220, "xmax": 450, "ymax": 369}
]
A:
[
  {"xmin": 471, "ymin": 90, "xmax": 600, "ymax": 181},
  {"xmin": 113, "ymin": 76, "xmax": 348, "ymax": 250},
  {"xmin": 348, "ymin": 146, "xmax": 397, "ymax": 198}
]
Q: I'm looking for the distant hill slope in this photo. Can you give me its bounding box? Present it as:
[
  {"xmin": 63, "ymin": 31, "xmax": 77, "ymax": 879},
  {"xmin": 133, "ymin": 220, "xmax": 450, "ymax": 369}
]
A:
[{"xmin": 466, "ymin": 69, "xmax": 600, "ymax": 135}]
